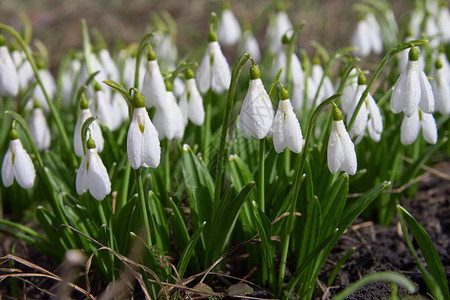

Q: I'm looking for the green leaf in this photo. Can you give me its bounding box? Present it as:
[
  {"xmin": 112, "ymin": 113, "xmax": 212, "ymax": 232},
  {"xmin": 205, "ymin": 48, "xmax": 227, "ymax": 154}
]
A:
[
  {"xmin": 328, "ymin": 247, "xmax": 355, "ymax": 286},
  {"xmin": 177, "ymin": 221, "xmax": 206, "ymax": 279},
  {"xmin": 167, "ymin": 197, "xmax": 191, "ymax": 257},
  {"xmin": 397, "ymin": 205, "xmax": 449, "ymax": 300},
  {"xmin": 332, "ymin": 272, "xmax": 415, "ymax": 300}
]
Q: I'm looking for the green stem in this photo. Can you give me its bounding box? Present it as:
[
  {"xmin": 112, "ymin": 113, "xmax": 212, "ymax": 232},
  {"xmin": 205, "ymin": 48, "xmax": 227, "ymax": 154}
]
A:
[
  {"xmin": 81, "ymin": 20, "xmax": 92, "ymax": 76},
  {"xmin": 0, "ymin": 24, "xmax": 76, "ymax": 168},
  {"xmin": 134, "ymin": 33, "xmax": 154, "ymax": 89},
  {"xmin": 258, "ymin": 139, "xmax": 265, "ymax": 212},
  {"xmin": 117, "ymin": 164, "xmax": 131, "ymax": 211},
  {"xmin": 213, "ymin": 52, "xmax": 251, "ymax": 210},
  {"xmin": 347, "ymin": 39, "xmax": 428, "ymax": 131},
  {"xmin": 136, "ymin": 169, "xmax": 152, "ymax": 245},
  {"xmin": 164, "ymin": 139, "xmax": 170, "ymax": 193},
  {"xmin": 202, "ymin": 89, "xmax": 212, "ymax": 164}
]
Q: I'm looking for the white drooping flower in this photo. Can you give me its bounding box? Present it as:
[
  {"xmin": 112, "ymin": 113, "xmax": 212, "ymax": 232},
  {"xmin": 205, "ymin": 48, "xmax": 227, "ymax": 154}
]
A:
[
  {"xmin": 153, "ymin": 81, "xmax": 185, "ymax": 140},
  {"xmin": 197, "ymin": 33, "xmax": 231, "ymax": 94},
  {"xmin": 11, "ymin": 49, "xmax": 34, "ymax": 91},
  {"xmin": 351, "ymin": 13, "xmax": 383, "ymax": 57},
  {"xmin": 94, "ymin": 83, "xmax": 120, "ymax": 131},
  {"xmin": 438, "ymin": 5, "xmax": 450, "ymax": 42},
  {"xmin": 272, "ymin": 88, "xmax": 303, "ymax": 153},
  {"xmin": 340, "ymin": 68, "xmax": 359, "ymax": 115},
  {"xmin": 346, "ymin": 73, "xmax": 383, "ymax": 142},
  {"xmin": 432, "ymin": 58, "xmax": 450, "ymax": 114},
  {"xmin": 238, "ymin": 30, "xmax": 261, "ymax": 63},
  {"xmin": 111, "ymin": 92, "xmax": 129, "ymax": 124},
  {"xmin": 29, "ymin": 103, "xmax": 51, "ymax": 151},
  {"xmin": 391, "ymin": 47, "xmax": 434, "ymax": 117},
  {"xmin": 76, "ymin": 137, "xmax": 111, "ymax": 201},
  {"xmin": 32, "ymin": 68, "xmax": 56, "ymax": 112},
  {"xmin": 0, "ymin": 35, "xmax": 19, "ymax": 97},
  {"xmin": 218, "ymin": 7, "xmax": 242, "ymax": 47},
  {"xmin": 401, "ymin": 109, "xmax": 437, "ymax": 145},
  {"xmin": 328, "ymin": 107, "xmax": 357, "ymax": 175},
  {"xmin": 98, "ymin": 48, "xmax": 119, "ymax": 82},
  {"xmin": 173, "ymin": 77, "xmax": 185, "ymax": 99},
  {"xmin": 179, "ymin": 69, "xmax": 205, "ymax": 126},
  {"xmin": 127, "ymin": 92, "xmax": 161, "ymax": 169},
  {"xmin": 74, "ymin": 95, "xmax": 104, "ymax": 157},
  {"xmin": 61, "ymin": 59, "xmax": 81, "ymax": 107},
  {"xmin": 153, "ymin": 31, "xmax": 178, "ymax": 66},
  {"xmin": 2, "ymin": 129, "xmax": 36, "ymax": 189},
  {"xmin": 311, "ymin": 62, "xmax": 335, "ymax": 104},
  {"xmin": 265, "ymin": 9, "xmax": 292, "ymax": 54},
  {"xmin": 142, "ymin": 47, "xmax": 166, "ymax": 108},
  {"xmin": 239, "ymin": 65, "xmax": 274, "ymax": 139}
]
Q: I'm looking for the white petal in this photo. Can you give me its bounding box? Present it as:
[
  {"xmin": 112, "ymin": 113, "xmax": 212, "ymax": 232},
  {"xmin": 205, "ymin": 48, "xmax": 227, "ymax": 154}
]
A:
[
  {"xmin": 291, "ymin": 83, "xmax": 304, "ymax": 111},
  {"xmin": 239, "ymin": 30, "xmax": 261, "ymax": 63},
  {"xmin": 173, "ymin": 77, "xmax": 185, "ymax": 98},
  {"xmin": 418, "ymin": 71, "xmax": 435, "ymax": 114},
  {"xmin": 421, "ymin": 112, "xmax": 437, "ymax": 144},
  {"xmin": 197, "ymin": 50, "xmax": 211, "ymax": 94},
  {"xmin": 211, "ymin": 42, "xmax": 231, "ymax": 94},
  {"xmin": 99, "ymin": 49, "xmax": 119, "ymax": 81},
  {"xmin": 29, "ymin": 108, "xmax": 51, "ymax": 151},
  {"xmin": 281, "ymin": 100, "xmax": 303, "ymax": 153},
  {"xmin": 290, "ymin": 53, "xmax": 304, "ymax": 86},
  {"xmin": 127, "ymin": 109, "xmax": 144, "ymax": 169},
  {"xmin": 186, "ymin": 79, "xmax": 205, "ymax": 125},
  {"xmin": 401, "ymin": 110, "xmax": 420, "ymax": 145},
  {"xmin": 12, "ymin": 140, "xmax": 36, "ymax": 189},
  {"xmin": 76, "ymin": 154, "xmax": 89, "ymax": 194},
  {"xmin": 86, "ymin": 150, "xmax": 111, "ymax": 200},
  {"xmin": 239, "ymin": 78, "xmax": 274, "ymax": 139},
  {"xmin": 433, "ymin": 68, "xmax": 450, "ymax": 114},
  {"xmin": 2, "ymin": 146, "xmax": 14, "ymax": 187},
  {"xmin": 366, "ymin": 94, "xmax": 383, "ymax": 135},
  {"xmin": 0, "ymin": 46, "xmax": 19, "ymax": 97},
  {"xmin": 218, "ymin": 9, "xmax": 242, "ymax": 46},
  {"xmin": 141, "ymin": 113, "xmax": 161, "ymax": 168},
  {"xmin": 327, "ymin": 121, "xmax": 344, "ymax": 174},
  {"xmin": 337, "ymin": 121, "xmax": 357, "ymax": 175}
]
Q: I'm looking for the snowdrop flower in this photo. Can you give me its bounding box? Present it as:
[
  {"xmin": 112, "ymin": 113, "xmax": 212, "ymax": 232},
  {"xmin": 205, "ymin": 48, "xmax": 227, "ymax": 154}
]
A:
[
  {"xmin": 311, "ymin": 59, "xmax": 334, "ymax": 104},
  {"xmin": 179, "ymin": 68, "xmax": 205, "ymax": 126},
  {"xmin": 0, "ymin": 35, "xmax": 19, "ymax": 97},
  {"xmin": 29, "ymin": 101, "xmax": 51, "ymax": 151},
  {"xmin": 438, "ymin": 4, "xmax": 450, "ymax": 42},
  {"xmin": 217, "ymin": 5, "xmax": 242, "ymax": 47},
  {"xmin": 142, "ymin": 46, "xmax": 166, "ymax": 108},
  {"xmin": 340, "ymin": 68, "xmax": 359, "ymax": 115},
  {"xmin": 127, "ymin": 91, "xmax": 160, "ymax": 169},
  {"xmin": 238, "ymin": 29, "xmax": 261, "ymax": 63},
  {"xmin": 397, "ymin": 33, "xmax": 425, "ymax": 71},
  {"xmin": 351, "ymin": 13, "xmax": 383, "ymax": 57},
  {"xmin": 153, "ymin": 79, "xmax": 185, "ymax": 140},
  {"xmin": 2, "ymin": 129, "xmax": 36, "ymax": 189},
  {"xmin": 401, "ymin": 109, "xmax": 437, "ymax": 145},
  {"xmin": 32, "ymin": 61, "xmax": 56, "ymax": 112},
  {"xmin": 391, "ymin": 47, "xmax": 435, "ymax": 117},
  {"xmin": 61, "ymin": 58, "xmax": 81, "ymax": 107},
  {"xmin": 197, "ymin": 26, "xmax": 231, "ymax": 94},
  {"xmin": 153, "ymin": 31, "xmax": 178, "ymax": 67},
  {"xmin": 173, "ymin": 77, "xmax": 185, "ymax": 99},
  {"xmin": 111, "ymin": 92, "xmax": 129, "ymax": 124},
  {"xmin": 11, "ymin": 48, "xmax": 33, "ymax": 91},
  {"xmin": 328, "ymin": 107, "xmax": 357, "ymax": 175},
  {"xmin": 431, "ymin": 59, "xmax": 450, "ymax": 114},
  {"xmin": 272, "ymin": 87, "xmax": 303, "ymax": 153},
  {"xmin": 76, "ymin": 136, "xmax": 111, "ymax": 201},
  {"xmin": 98, "ymin": 47, "xmax": 119, "ymax": 82},
  {"xmin": 265, "ymin": 7, "xmax": 292, "ymax": 55},
  {"xmin": 239, "ymin": 64, "xmax": 274, "ymax": 139},
  {"xmin": 94, "ymin": 83, "xmax": 120, "ymax": 131},
  {"xmin": 346, "ymin": 73, "xmax": 383, "ymax": 142},
  {"xmin": 74, "ymin": 95, "xmax": 104, "ymax": 157}
]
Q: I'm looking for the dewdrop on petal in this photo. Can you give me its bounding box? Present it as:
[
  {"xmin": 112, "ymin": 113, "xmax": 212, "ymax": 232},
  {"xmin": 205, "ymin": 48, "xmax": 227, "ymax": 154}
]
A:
[
  {"xmin": 197, "ymin": 21, "xmax": 231, "ymax": 94},
  {"xmin": 401, "ymin": 109, "xmax": 437, "ymax": 145},
  {"xmin": 29, "ymin": 101, "xmax": 51, "ymax": 151},
  {"xmin": 0, "ymin": 34, "xmax": 19, "ymax": 97},
  {"xmin": 272, "ymin": 87, "xmax": 303, "ymax": 153},
  {"xmin": 328, "ymin": 106, "xmax": 357, "ymax": 175},
  {"xmin": 74, "ymin": 94, "xmax": 104, "ymax": 157},
  {"xmin": 239, "ymin": 64, "xmax": 274, "ymax": 139},
  {"xmin": 179, "ymin": 68, "xmax": 205, "ymax": 126},
  {"xmin": 127, "ymin": 91, "xmax": 161, "ymax": 169},
  {"xmin": 432, "ymin": 58, "xmax": 450, "ymax": 114},
  {"xmin": 2, "ymin": 128, "xmax": 36, "ymax": 189},
  {"xmin": 142, "ymin": 46, "xmax": 166, "ymax": 108},
  {"xmin": 76, "ymin": 136, "xmax": 111, "ymax": 201},
  {"xmin": 217, "ymin": 4, "xmax": 242, "ymax": 47},
  {"xmin": 391, "ymin": 47, "xmax": 435, "ymax": 117}
]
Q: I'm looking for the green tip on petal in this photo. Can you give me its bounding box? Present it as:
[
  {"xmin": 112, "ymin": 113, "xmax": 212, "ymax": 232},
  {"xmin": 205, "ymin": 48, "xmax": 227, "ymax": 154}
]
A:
[
  {"xmin": 0, "ymin": 34, "xmax": 6, "ymax": 47},
  {"xmin": 10, "ymin": 128, "xmax": 19, "ymax": 140},
  {"xmin": 35, "ymin": 55, "xmax": 46, "ymax": 69},
  {"xmin": 250, "ymin": 64, "xmax": 261, "ymax": 80},
  {"xmin": 186, "ymin": 68, "xmax": 195, "ymax": 79},
  {"xmin": 80, "ymin": 94, "xmax": 89, "ymax": 109},
  {"xmin": 408, "ymin": 47, "xmax": 419, "ymax": 61},
  {"xmin": 435, "ymin": 58, "xmax": 443, "ymax": 69},
  {"xmin": 33, "ymin": 99, "xmax": 41, "ymax": 109},
  {"xmin": 208, "ymin": 30, "xmax": 217, "ymax": 42},
  {"xmin": 357, "ymin": 72, "xmax": 366, "ymax": 85},
  {"xmin": 147, "ymin": 45, "xmax": 156, "ymax": 61},
  {"xmin": 86, "ymin": 136, "xmax": 96, "ymax": 149},
  {"xmin": 438, "ymin": 45, "xmax": 445, "ymax": 53},
  {"xmin": 405, "ymin": 28, "xmax": 413, "ymax": 38},
  {"xmin": 133, "ymin": 92, "xmax": 145, "ymax": 108},
  {"xmin": 165, "ymin": 78, "xmax": 173, "ymax": 91},
  {"xmin": 333, "ymin": 106, "xmax": 343, "ymax": 121},
  {"xmin": 279, "ymin": 87, "xmax": 289, "ymax": 100}
]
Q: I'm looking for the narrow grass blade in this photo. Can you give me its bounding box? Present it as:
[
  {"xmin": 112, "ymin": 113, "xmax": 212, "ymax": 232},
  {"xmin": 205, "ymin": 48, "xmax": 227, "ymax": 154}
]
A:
[{"xmin": 177, "ymin": 221, "xmax": 206, "ymax": 279}]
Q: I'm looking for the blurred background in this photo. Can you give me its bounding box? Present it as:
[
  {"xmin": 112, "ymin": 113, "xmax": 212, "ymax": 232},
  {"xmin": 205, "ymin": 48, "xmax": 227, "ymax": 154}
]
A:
[{"xmin": 0, "ymin": 0, "xmax": 412, "ymax": 71}]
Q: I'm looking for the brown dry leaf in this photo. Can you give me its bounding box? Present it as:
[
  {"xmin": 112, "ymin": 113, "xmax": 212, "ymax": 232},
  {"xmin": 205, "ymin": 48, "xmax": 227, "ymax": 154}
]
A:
[{"xmin": 226, "ymin": 282, "xmax": 254, "ymax": 296}]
